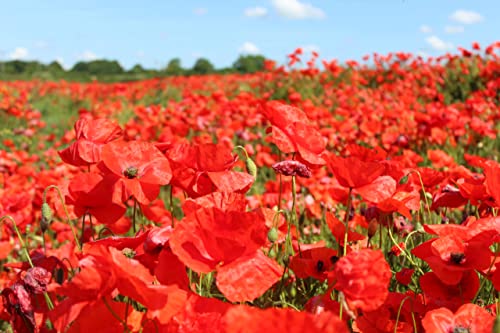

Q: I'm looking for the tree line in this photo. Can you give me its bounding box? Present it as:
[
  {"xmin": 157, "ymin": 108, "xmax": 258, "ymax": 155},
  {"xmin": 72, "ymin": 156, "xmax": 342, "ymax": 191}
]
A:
[{"xmin": 0, "ymin": 55, "xmax": 267, "ymax": 81}]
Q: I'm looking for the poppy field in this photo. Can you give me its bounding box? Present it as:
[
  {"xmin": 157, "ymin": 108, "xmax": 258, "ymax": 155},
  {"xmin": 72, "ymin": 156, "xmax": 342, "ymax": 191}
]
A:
[{"xmin": 1, "ymin": 43, "xmax": 500, "ymax": 332}]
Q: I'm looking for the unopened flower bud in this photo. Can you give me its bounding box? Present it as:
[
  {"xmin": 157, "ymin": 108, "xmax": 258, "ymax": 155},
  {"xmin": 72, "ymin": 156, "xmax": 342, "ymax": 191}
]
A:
[
  {"xmin": 41, "ymin": 203, "xmax": 53, "ymax": 233},
  {"xmin": 245, "ymin": 157, "xmax": 258, "ymax": 178}
]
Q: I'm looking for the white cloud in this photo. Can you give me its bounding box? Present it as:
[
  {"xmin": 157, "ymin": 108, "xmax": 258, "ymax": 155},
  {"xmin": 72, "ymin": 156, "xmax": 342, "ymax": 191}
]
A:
[
  {"xmin": 426, "ymin": 35, "xmax": 454, "ymax": 52},
  {"xmin": 136, "ymin": 50, "xmax": 145, "ymax": 58},
  {"xmin": 9, "ymin": 47, "xmax": 29, "ymax": 60},
  {"xmin": 450, "ymin": 10, "xmax": 483, "ymax": 24},
  {"xmin": 193, "ymin": 7, "xmax": 207, "ymax": 16},
  {"xmin": 78, "ymin": 50, "xmax": 98, "ymax": 61},
  {"xmin": 239, "ymin": 42, "xmax": 260, "ymax": 54},
  {"xmin": 271, "ymin": 0, "xmax": 325, "ymax": 20},
  {"xmin": 445, "ymin": 25, "xmax": 464, "ymax": 34},
  {"xmin": 244, "ymin": 6, "xmax": 268, "ymax": 18},
  {"xmin": 420, "ymin": 25, "xmax": 432, "ymax": 33}
]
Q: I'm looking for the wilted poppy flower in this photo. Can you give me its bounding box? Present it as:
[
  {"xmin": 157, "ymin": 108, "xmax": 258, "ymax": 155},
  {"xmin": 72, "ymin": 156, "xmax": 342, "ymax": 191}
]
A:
[
  {"xmin": 333, "ymin": 249, "xmax": 392, "ymax": 312},
  {"xmin": 272, "ymin": 160, "xmax": 312, "ymax": 178},
  {"xmin": 422, "ymin": 303, "xmax": 494, "ymax": 333},
  {"xmin": 2, "ymin": 283, "xmax": 36, "ymax": 333},
  {"xmin": 100, "ymin": 140, "xmax": 172, "ymax": 204},
  {"xmin": 58, "ymin": 117, "xmax": 123, "ymax": 166}
]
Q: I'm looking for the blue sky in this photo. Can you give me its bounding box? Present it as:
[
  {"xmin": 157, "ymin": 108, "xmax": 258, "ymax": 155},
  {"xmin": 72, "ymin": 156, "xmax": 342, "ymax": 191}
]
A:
[{"xmin": 1, "ymin": 0, "xmax": 498, "ymax": 70}]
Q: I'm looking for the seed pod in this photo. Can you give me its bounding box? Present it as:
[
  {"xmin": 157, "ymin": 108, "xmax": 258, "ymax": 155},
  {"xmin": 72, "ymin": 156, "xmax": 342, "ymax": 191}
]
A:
[
  {"xmin": 40, "ymin": 203, "xmax": 53, "ymax": 233},
  {"xmin": 267, "ymin": 227, "xmax": 279, "ymax": 243},
  {"xmin": 245, "ymin": 157, "xmax": 258, "ymax": 178}
]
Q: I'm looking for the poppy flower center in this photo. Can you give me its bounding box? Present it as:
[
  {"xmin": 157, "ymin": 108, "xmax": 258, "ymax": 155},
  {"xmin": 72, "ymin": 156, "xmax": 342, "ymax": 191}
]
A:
[
  {"xmin": 452, "ymin": 326, "xmax": 470, "ymax": 333},
  {"xmin": 330, "ymin": 255, "xmax": 339, "ymax": 264},
  {"xmin": 450, "ymin": 252, "xmax": 465, "ymax": 265},
  {"xmin": 123, "ymin": 166, "xmax": 139, "ymax": 179},
  {"xmin": 316, "ymin": 260, "xmax": 325, "ymax": 273}
]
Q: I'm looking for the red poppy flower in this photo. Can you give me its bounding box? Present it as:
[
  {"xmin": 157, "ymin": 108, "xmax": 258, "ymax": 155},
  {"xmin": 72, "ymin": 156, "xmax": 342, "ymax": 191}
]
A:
[
  {"xmin": 422, "ymin": 303, "xmax": 494, "ymax": 333},
  {"xmin": 166, "ymin": 294, "xmax": 231, "ymax": 333},
  {"xmin": 325, "ymin": 212, "xmax": 365, "ymax": 247},
  {"xmin": 100, "ymin": 140, "xmax": 172, "ymax": 204},
  {"xmin": 327, "ymin": 149, "xmax": 394, "ymax": 203},
  {"xmin": 333, "ymin": 249, "xmax": 392, "ymax": 312},
  {"xmin": 58, "ymin": 117, "xmax": 123, "ymax": 166},
  {"xmin": 50, "ymin": 245, "xmax": 187, "ymax": 331},
  {"xmin": 353, "ymin": 292, "xmax": 425, "ymax": 333},
  {"xmin": 262, "ymin": 101, "xmax": 326, "ymax": 167},
  {"xmin": 420, "ymin": 271, "xmax": 479, "ymax": 312},
  {"xmin": 170, "ymin": 206, "xmax": 282, "ymax": 302},
  {"xmin": 289, "ymin": 245, "xmax": 338, "ymax": 280},
  {"xmin": 412, "ymin": 225, "xmax": 492, "ymax": 285},
  {"xmin": 484, "ymin": 160, "xmax": 500, "ymax": 207},
  {"xmin": 223, "ymin": 305, "xmax": 348, "ymax": 333},
  {"xmin": 166, "ymin": 142, "xmax": 254, "ymax": 198},
  {"xmin": 66, "ymin": 172, "xmax": 126, "ymax": 225}
]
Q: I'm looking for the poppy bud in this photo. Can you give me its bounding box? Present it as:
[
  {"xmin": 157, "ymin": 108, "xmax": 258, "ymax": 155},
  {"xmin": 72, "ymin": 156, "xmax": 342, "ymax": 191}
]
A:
[
  {"xmin": 41, "ymin": 203, "xmax": 53, "ymax": 233},
  {"xmin": 368, "ymin": 219, "xmax": 379, "ymax": 239},
  {"xmin": 245, "ymin": 157, "xmax": 258, "ymax": 178},
  {"xmin": 272, "ymin": 160, "xmax": 311, "ymax": 178},
  {"xmin": 399, "ymin": 174, "xmax": 409, "ymax": 185},
  {"xmin": 267, "ymin": 227, "xmax": 279, "ymax": 243}
]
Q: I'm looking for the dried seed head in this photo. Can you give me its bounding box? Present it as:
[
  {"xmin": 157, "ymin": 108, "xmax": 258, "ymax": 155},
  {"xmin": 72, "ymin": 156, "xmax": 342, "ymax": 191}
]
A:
[{"xmin": 272, "ymin": 160, "xmax": 311, "ymax": 178}]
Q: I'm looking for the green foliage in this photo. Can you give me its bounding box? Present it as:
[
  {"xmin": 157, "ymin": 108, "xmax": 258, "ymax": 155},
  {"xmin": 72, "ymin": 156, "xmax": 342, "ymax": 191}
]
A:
[
  {"xmin": 232, "ymin": 54, "xmax": 266, "ymax": 73},
  {"xmin": 71, "ymin": 59, "xmax": 124, "ymax": 75},
  {"xmin": 164, "ymin": 58, "xmax": 184, "ymax": 76},
  {"xmin": 191, "ymin": 58, "xmax": 215, "ymax": 75}
]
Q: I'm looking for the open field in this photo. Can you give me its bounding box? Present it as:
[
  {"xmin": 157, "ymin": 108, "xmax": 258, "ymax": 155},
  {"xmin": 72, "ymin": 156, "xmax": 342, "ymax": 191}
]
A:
[{"xmin": 0, "ymin": 44, "xmax": 500, "ymax": 332}]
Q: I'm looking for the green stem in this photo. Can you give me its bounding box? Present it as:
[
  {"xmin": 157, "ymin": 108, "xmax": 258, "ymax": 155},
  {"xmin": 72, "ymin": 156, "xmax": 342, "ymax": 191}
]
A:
[
  {"xmin": 43, "ymin": 185, "xmax": 82, "ymax": 251},
  {"xmin": 342, "ymin": 187, "xmax": 353, "ymax": 257},
  {"xmin": 291, "ymin": 176, "xmax": 301, "ymax": 256},
  {"xmin": 132, "ymin": 199, "xmax": 138, "ymax": 233}
]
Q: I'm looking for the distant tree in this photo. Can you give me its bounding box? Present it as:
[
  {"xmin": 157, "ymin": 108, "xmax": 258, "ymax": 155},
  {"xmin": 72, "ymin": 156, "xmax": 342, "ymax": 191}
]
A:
[
  {"xmin": 71, "ymin": 59, "xmax": 124, "ymax": 74},
  {"xmin": 4, "ymin": 60, "xmax": 46, "ymax": 74},
  {"xmin": 232, "ymin": 55, "xmax": 266, "ymax": 73},
  {"xmin": 47, "ymin": 61, "xmax": 64, "ymax": 73},
  {"xmin": 191, "ymin": 58, "xmax": 215, "ymax": 75},
  {"xmin": 165, "ymin": 58, "xmax": 184, "ymax": 76},
  {"xmin": 129, "ymin": 64, "xmax": 146, "ymax": 73}
]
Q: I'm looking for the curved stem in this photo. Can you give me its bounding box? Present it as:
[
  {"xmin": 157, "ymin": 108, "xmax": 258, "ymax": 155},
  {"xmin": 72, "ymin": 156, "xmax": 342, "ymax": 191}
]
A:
[{"xmin": 43, "ymin": 185, "xmax": 81, "ymax": 251}]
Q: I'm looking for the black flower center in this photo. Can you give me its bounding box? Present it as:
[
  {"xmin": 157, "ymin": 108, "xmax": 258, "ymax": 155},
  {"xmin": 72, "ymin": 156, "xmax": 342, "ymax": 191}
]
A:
[
  {"xmin": 123, "ymin": 166, "xmax": 139, "ymax": 179},
  {"xmin": 330, "ymin": 256, "xmax": 339, "ymax": 264},
  {"xmin": 450, "ymin": 252, "xmax": 465, "ymax": 265},
  {"xmin": 316, "ymin": 260, "xmax": 325, "ymax": 273}
]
